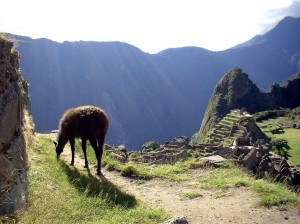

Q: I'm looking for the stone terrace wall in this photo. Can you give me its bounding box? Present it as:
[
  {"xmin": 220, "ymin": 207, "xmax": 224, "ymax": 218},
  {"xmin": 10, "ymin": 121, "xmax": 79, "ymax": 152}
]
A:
[{"xmin": 0, "ymin": 36, "xmax": 31, "ymax": 215}]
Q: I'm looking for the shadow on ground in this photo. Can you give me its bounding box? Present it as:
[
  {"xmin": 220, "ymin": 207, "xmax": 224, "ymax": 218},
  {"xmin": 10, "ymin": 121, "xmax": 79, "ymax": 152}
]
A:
[{"xmin": 59, "ymin": 161, "xmax": 137, "ymax": 208}]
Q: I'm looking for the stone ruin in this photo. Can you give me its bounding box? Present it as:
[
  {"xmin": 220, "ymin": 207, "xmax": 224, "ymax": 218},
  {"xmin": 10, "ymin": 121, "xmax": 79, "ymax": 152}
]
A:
[
  {"xmin": 105, "ymin": 136, "xmax": 191, "ymax": 165},
  {"xmin": 256, "ymin": 154, "xmax": 300, "ymax": 186},
  {"xmin": 105, "ymin": 134, "xmax": 300, "ymax": 188},
  {"xmin": 104, "ymin": 106, "xmax": 300, "ymax": 189},
  {"xmin": 0, "ymin": 36, "xmax": 32, "ymax": 217},
  {"xmin": 130, "ymin": 136, "xmax": 190, "ymax": 165},
  {"xmin": 232, "ymin": 126, "xmax": 300, "ymax": 188},
  {"xmin": 193, "ymin": 109, "xmax": 300, "ymax": 188}
]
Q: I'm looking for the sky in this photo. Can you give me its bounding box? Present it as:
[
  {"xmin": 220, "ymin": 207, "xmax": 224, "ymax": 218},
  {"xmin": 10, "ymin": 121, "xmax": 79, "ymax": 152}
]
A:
[{"xmin": 0, "ymin": 0, "xmax": 300, "ymax": 53}]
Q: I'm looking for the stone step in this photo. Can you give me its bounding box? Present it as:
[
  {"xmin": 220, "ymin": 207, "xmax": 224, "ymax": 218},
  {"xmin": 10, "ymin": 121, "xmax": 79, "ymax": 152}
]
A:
[
  {"xmin": 214, "ymin": 129, "xmax": 227, "ymax": 135},
  {"xmin": 233, "ymin": 132, "xmax": 244, "ymax": 137},
  {"xmin": 212, "ymin": 133, "xmax": 226, "ymax": 139},
  {"xmin": 225, "ymin": 116, "xmax": 240, "ymax": 123},
  {"xmin": 218, "ymin": 123, "xmax": 232, "ymax": 130},
  {"xmin": 224, "ymin": 138, "xmax": 234, "ymax": 145},
  {"xmin": 221, "ymin": 119, "xmax": 234, "ymax": 126},
  {"xmin": 227, "ymin": 113, "xmax": 241, "ymax": 119}
]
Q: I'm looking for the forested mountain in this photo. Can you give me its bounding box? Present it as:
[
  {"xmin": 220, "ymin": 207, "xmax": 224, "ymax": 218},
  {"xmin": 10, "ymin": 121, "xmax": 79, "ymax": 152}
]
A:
[{"xmin": 5, "ymin": 16, "xmax": 300, "ymax": 149}]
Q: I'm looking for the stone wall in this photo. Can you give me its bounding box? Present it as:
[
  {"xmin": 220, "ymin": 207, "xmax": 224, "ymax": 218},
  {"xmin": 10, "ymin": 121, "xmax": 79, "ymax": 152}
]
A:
[{"xmin": 0, "ymin": 36, "xmax": 32, "ymax": 215}]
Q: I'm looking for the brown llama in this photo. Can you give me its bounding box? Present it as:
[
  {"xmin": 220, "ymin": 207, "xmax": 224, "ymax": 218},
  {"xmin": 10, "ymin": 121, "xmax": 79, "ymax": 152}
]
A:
[{"xmin": 54, "ymin": 105, "xmax": 109, "ymax": 175}]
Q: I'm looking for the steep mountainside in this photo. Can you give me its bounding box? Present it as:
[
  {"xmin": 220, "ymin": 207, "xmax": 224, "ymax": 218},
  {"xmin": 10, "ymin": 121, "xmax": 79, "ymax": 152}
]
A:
[
  {"xmin": 4, "ymin": 16, "xmax": 300, "ymax": 149},
  {"xmin": 11, "ymin": 39, "xmax": 199, "ymax": 148},
  {"xmin": 268, "ymin": 73, "xmax": 300, "ymax": 109},
  {"xmin": 197, "ymin": 68, "xmax": 300, "ymax": 142}
]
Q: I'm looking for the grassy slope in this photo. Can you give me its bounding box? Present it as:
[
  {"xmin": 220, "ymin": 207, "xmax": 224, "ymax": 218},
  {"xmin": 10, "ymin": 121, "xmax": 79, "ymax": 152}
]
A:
[
  {"xmin": 257, "ymin": 118, "xmax": 300, "ymax": 165},
  {"xmin": 17, "ymin": 135, "xmax": 300, "ymax": 223},
  {"xmin": 18, "ymin": 136, "xmax": 170, "ymax": 224}
]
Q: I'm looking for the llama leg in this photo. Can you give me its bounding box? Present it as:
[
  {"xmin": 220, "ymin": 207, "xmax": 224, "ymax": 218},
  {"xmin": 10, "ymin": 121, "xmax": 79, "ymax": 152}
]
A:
[
  {"xmin": 97, "ymin": 134, "xmax": 106, "ymax": 175},
  {"xmin": 81, "ymin": 139, "xmax": 88, "ymax": 168},
  {"xmin": 90, "ymin": 137, "xmax": 101, "ymax": 175},
  {"xmin": 70, "ymin": 138, "xmax": 75, "ymax": 166}
]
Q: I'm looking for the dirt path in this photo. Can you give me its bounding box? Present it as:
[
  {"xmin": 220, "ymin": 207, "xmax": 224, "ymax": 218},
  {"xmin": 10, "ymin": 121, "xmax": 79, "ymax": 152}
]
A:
[{"xmin": 43, "ymin": 134, "xmax": 300, "ymax": 224}]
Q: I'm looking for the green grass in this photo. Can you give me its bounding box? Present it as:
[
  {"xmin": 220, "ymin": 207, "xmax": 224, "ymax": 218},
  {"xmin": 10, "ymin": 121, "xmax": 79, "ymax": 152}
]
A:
[
  {"xmin": 267, "ymin": 128, "xmax": 300, "ymax": 165},
  {"xmin": 80, "ymin": 143, "xmax": 205, "ymax": 181},
  {"xmin": 17, "ymin": 136, "xmax": 170, "ymax": 224},
  {"xmin": 81, "ymin": 138, "xmax": 300, "ymax": 208},
  {"xmin": 198, "ymin": 164, "xmax": 300, "ymax": 207},
  {"xmin": 18, "ymin": 135, "xmax": 300, "ymax": 223},
  {"xmin": 102, "ymin": 155, "xmax": 204, "ymax": 181},
  {"xmin": 257, "ymin": 118, "xmax": 300, "ymax": 165},
  {"xmin": 180, "ymin": 192, "xmax": 203, "ymax": 200}
]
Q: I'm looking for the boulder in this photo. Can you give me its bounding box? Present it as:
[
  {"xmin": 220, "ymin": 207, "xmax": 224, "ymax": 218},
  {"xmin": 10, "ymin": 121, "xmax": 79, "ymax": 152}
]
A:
[
  {"xmin": 105, "ymin": 144, "xmax": 127, "ymax": 163},
  {"xmin": 200, "ymin": 155, "xmax": 227, "ymax": 167},
  {"xmin": 166, "ymin": 136, "xmax": 190, "ymax": 148},
  {"xmin": 142, "ymin": 141, "xmax": 160, "ymax": 151},
  {"xmin": 163, "ymin": 216, "xmax": 189, "ymax": 224}
]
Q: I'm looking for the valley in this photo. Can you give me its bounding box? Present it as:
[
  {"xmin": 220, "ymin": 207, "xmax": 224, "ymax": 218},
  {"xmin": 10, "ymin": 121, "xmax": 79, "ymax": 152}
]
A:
[
  {"xmin": 6, "ymin": 16, "xmax": 300, "ymax": 149},
  {"xmin": 1, "ymin": 16, "xmax": 300, "ymax": 224}
]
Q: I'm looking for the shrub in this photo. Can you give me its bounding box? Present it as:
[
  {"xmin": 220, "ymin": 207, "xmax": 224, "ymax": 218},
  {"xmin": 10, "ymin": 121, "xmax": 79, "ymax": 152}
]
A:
[
  {"xmin": 271, "ymin": 138, "xmax": 291, "ymax": 159},
  {"xmin": 121, "ymin": 165, "xmax": 138, "ymax": 177},
  {"xmin": 254, "ymin": 110, "xmax": 277, "ymax": 122}
]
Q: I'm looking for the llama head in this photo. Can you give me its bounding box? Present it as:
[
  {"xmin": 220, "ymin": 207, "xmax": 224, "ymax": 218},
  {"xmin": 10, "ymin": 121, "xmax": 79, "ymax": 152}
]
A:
[
  {"xmin": 54, "ymin": 131, "xmax": 67, "ymax": 159},
  {"xmin": 53, "ymin": 140, "xmax": 63, "ymax": 159}
]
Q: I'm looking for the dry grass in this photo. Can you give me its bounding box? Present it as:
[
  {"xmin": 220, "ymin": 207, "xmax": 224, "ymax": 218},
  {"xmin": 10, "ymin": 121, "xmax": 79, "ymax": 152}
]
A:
[{"xmin": 22, "ymin": 108, "xmax": 36, "ymax": 148}]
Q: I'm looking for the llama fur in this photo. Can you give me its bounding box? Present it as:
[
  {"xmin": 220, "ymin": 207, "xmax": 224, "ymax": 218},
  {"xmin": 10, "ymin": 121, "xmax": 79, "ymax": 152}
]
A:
[{"xmin": 54, "ymin": 105, "xmax": 109, "ymax": 175}]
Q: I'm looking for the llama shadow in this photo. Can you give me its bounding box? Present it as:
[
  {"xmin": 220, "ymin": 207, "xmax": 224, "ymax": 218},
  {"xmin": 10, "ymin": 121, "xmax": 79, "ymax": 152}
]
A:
[{"xmin": 59, "ymin": 161, "xmax": 137, "ymax": 208}]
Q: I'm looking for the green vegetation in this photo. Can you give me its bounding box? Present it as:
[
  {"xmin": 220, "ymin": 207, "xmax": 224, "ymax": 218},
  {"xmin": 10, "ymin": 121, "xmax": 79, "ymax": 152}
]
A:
[
  {"xmin": 257, "ymin": 118, "xmax": 300, "ymax": 165},
  {"xmin": 80, "ymin": 144, "xmax": 205, "ymax": 181},
  {"xmin": 103, "ymin": 154, "xmax": 205, "ymax": 181},
  {"xmin": 180, "ymin": 192, "xmax": 203, "ymax": 200},
  {"xmin": 254, "ymin": 110, "xmax": 278, "ymax": 122},
  {"xmin": 271, "ymin": 138, "xmax": 291, "ymax": 159},
  {"xmin": 17, "ymin": 135, "xmax": 300, "ymax": 223},
  {"xmin": 199, "ymin": 164, "xmax": 300, "ymax": 207},
  {"xmin": 18, "ymin": 136, "xmax": 170, "ymax": 224},
  {"xmin": 83, "ymin": 138, "xmax": 300, "ymax": 208},
  {"xmin": 269, "ymin": 128, "xmax": 300, "ymax": 165}
]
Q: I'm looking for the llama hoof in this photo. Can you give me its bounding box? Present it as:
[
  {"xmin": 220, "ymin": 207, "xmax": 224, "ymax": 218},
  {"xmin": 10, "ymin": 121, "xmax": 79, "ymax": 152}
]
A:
[{"xmin": 96, "ymin": 171, "xmax": 103, "ymax": 176}]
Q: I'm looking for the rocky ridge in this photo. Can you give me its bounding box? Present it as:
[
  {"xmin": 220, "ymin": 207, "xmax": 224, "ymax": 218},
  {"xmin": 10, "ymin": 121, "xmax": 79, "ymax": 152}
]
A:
[{"xmin": 0, "ymin": 36, "xmax": 33, "ymax": 216}]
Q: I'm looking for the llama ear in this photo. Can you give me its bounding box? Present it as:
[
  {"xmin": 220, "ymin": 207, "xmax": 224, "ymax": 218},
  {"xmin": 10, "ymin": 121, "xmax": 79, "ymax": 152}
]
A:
[{"xmin": 53, "ymin": 141, "xmax": 58, "ymax": 147}]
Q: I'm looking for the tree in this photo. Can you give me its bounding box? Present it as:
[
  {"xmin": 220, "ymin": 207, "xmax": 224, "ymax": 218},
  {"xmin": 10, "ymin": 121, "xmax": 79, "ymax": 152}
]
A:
[{"xmin": 271, "ymin": 138, "xmax": 291, "ymax": 159}]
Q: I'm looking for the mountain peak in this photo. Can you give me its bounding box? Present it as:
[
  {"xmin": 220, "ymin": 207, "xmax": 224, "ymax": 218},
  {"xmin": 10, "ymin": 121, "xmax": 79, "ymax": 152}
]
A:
[
  {"xmin": 197, "ymin": 67, "xmax": 274, "ymax": 142},
  {"xmin": 231, "ymin": 17, "xmax": 300, "ymax": 50}
]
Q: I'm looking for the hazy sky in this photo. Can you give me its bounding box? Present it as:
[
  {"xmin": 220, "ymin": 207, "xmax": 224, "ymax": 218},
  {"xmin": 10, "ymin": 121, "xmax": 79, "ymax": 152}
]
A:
[{"xmin": 1, "ymin": 0, "xmax": 300, "ymax": 53}]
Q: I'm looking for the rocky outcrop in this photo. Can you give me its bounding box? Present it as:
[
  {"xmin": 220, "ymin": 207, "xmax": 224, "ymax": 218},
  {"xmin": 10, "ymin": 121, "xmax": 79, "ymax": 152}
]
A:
[{"xmin": 0, "ymin": 36, "xmax": 33, "ymax": 216}]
